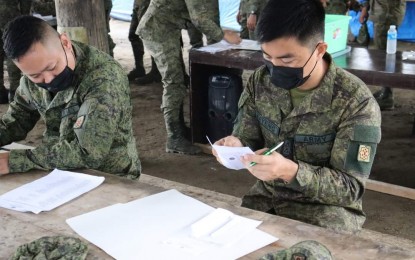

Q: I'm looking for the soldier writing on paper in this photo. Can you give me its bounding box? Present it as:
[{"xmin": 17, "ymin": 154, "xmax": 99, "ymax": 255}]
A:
[{"xmin": 213, "ymin": 0, "xmax": 381, "ymax": 233}]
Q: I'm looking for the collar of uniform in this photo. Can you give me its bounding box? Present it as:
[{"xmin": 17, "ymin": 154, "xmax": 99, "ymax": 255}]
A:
[{"xmin": 286, "ymin": 53, "xmax": 335, "ymax": 118}]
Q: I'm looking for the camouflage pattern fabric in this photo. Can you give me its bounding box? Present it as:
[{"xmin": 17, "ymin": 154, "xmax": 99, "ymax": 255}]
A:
[
  {"xmin": 260, "ymin": 240, "xmax": 333, "ymax": 260},
  {"xmin": 239, "ymin": 0, "xmax": 269, "ymax": 40},
  {"xmin": 31, "ymin": 0, "xmax": 56, "ymax": 16},
  {"xmin": 137, "ymin": 0, "xmax": 223, "ymax": 112},
  {"xmin": 0, "ymin": 0, "xmax": 29, "ymax": 93},
  {"xmin": 234, "ymin": 54, "xmax": 381, "ymax": 233},
  {"xmin": 370, "ymin": 0, "xmax": 406, "ymax": 50},
  {"xmin": 129, "ymin": 0, "xmax": 150, "ymax": 68},
  {"xmin": 11, "ymin": 236, "xmax": 88, "ymax": 260},
  {"xmin": 0, "ymin": 41, "xmax": 141, "ymax": 179},
  {"xmin": 324, "ymin": 0, "xmax": 349, "ymax": 14},
  {"xmin": 104, "ymin": 0, "xmax": 115, "ymax": 56}
]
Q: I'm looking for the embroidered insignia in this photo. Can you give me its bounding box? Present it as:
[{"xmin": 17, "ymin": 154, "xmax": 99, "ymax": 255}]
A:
[
  {"xmin": 357, "ymin": 144, "xmax": 371, "ymax": 162},
  {"xmin": 74, "ymin": 115, "xmax": 85, "ymax": 129}
]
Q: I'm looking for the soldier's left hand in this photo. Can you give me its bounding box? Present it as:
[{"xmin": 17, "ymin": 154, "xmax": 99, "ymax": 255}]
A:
[
  {"xmin": 247, "ymin": 14, "xmax": 257, "ymax": 31},
  {"xmin": 241, "ymin": 149, "xmax": 298, "ymax": 182},
  {"xmin": 0, "ymin": 152, "xmax": 10, "ymax": 175}
]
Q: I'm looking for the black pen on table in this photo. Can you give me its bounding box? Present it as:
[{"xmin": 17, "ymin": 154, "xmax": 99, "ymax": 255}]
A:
[{"xmin": 249, "ymin": 141, "xmax": 284, "ymax": 167}]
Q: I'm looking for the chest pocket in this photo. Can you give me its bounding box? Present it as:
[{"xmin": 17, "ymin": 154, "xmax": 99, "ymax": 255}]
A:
[
  {"xmin": 294, "ymin": 133, "xmax": 336, "ymax": 166},
  {"xmin": 60, "ymin": 105, "xmax": 80, "ymax": 138}
]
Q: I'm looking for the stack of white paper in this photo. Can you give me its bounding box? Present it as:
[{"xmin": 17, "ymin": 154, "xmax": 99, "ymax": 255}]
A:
[
  {"xmin": 66, "ymin": 189, "xmax": 278, "ymax": 260},
  {"xmin": 0, "ymin": 169, "xmax": 105, "ymax": 214},
  {"xmin": 197, "ymin": 39, "xmax": 261, "ymax": 53}
]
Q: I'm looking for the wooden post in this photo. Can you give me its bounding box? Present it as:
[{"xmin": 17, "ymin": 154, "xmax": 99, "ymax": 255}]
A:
[{"xmin": 55, "ymin": 0, "xmax": 109, "ymax": 54}]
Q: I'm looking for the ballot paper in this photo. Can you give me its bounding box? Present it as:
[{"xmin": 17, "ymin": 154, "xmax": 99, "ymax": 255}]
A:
[
  {"xmin": 197, "ymin": 39, "xmax": 261, "ymax": 53},
  {"xmin": 207, "ymin": 136, "xmax": 254, "ymax": 170},
  {"xmin": 0, "ymin": 142, "xmax": 34, "ymax": 153},
  {"xmin": 0, "ymin": 169, "xmax": 105, "ymax": 214},
  {"xmin": 66, "ymin": 189, "xmax": 278, "ymax": 260}
]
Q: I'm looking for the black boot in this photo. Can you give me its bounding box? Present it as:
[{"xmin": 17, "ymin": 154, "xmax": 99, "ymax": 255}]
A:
[
  {"xmin": 127, "ymin": 67, "xmax": 146, "ymax": 81},
  {"xmin": 373, "ymin": 87, "xmax": 394, "ymax": 110},
  {"xmin": 135, "ymin": 57, "xmax": 161, "ymax": 85},
  {"xmin": 164, "ymin": 108, "xmax": 201, "ymax": 155}
]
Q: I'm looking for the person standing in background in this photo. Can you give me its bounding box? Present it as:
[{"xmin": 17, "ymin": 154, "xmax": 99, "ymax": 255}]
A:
[
  {"xmin": 0, "ymin": 0, "xmax": 31, "ymax": 104},
  {"xmin": 137, "ymin": 0, "xmax": 241, "ymax": 155},
  {"xmin": 370, "ymin": 0, "xmax": 406, "ymax": 110},
  {"xmin": 237, "ymin": 0, "xmax": 268, "ymax": 40}
]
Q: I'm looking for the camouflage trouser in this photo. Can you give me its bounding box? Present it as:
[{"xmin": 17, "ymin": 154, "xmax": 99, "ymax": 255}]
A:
[
  {"xmin": 242, "ymin": 180, "xmax": 365, "ymax": 233},
  {"xmin": 104, "ymin": 4, "xmax": 115, "ymax": 56},
  {"xmin": 129, "ymin": 6, "xmax": 145, "ymax": 68},
  {"xmin": 186, "ymin": 22, "xmax": 204, "ymax": 48},
  {"xmin": 324, "ymin": 0, "xmax": 348, "ymax": 14},
  {"xmin": 142, "ymin": 34, "xmax": 187, "ymax": 113},
  {"xmin": 238, "ymin": 13, "xmax": 258, "ymax": 40},
  {"xmin": 0, "ymin": 32, "xmax": 21, "ymax": 92},
  {"xmin": 371, "ymin": 0, "xmax": 406, "ymax": 50}
]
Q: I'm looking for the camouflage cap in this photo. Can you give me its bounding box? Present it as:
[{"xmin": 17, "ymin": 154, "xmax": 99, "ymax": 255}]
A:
[
  {"xmin": 10, "ymin": 236, "xmax": 88, "ymax": 260},
  {"xmin": 260, "ymin": 240, "xmax": 333, "ymax": 260}
]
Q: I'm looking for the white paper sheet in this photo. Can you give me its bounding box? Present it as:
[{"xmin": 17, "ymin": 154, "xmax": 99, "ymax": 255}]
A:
[
  {"xmin": 0, "ymin": 142, "xmax": 35, "ymax": 153},
  {"xmin": 0, "ymin": 169, "xmax": 105, "ymax": 214},
  {"xmin": 67, "ymin": 189, "xmax": 278, "ymax": 260},
  {"xmin": 197, "ymin": 39, "xmax": 261, "ymax": 53},
  {"xmin": 212, "ymin": 145, "xmax": 254, "ymax": 170}
]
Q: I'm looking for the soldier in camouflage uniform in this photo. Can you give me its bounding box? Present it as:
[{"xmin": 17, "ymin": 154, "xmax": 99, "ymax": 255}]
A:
[
  {"xmin": 104, "ymin": 0, "xmax": 116, "ymax": 57},
  {"xmin": 0, "ymin": 16, "xmax": 141, "ymax": 179},
  {"xmin": 0, "ymin": 0, "xmax": 31, "ymax": 104},
  {"xmin": 137, "ymin": 0, "xmax": 241, "ymax": 154},
  {"xmin": 127, "ymin": 0, "xmax": 161, "ymax": 83},
  {"xmin": 370, "ymin": 0, "xmax": 406, "ymax": 110},
  {"xmin": 238, "ymin": 0, "xmax": 268, "ymax": 40},
  {"xmin": 213, "ymin": 0, "xmax": 381, "ymax": 233}
]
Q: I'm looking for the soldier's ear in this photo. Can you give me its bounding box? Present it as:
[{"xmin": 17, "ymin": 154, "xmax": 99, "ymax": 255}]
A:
[
  {"xmin": 316, "ymin": 42, "xmax": 328, "ymax": 58},
  {"xmin": 59, "ymin": 33, "xmax": 72, "ymax": 50}
]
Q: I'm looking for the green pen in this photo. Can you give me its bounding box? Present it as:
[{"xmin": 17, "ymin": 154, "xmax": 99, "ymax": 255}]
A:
[{"xmin": 249, "ymin": 141, "xmax": 284, "ymax": 167}]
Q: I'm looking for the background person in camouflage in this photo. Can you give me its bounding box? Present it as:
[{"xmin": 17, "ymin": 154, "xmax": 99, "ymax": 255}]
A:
[
  {"xmin": 0, "ymin": 0, "xmax": 31, "ymax": 104},
  {"xmin": 31, "ymin": 0, "xmax": 56, "ymax": 16},
  {"xmin": 370, "ymin": 0, "xmax": 406, "ymax": 110},
  {"xmin": 137, "ymin": 0, "xmax": 241, "ymax": 155},
  {"xmin": 237, "ymin": 0, "xmax": 268, "ymax": 40},
  {"xmin": 0, "ymin": 16, "xmax": 141, "ymax": 179},
  {"xmin": 213, "ymin": 0, "xmax": 381, "ymax": 233},
  {"xmin": 260, "ymin": 240, "xmax": 333, "ymax": 260}
]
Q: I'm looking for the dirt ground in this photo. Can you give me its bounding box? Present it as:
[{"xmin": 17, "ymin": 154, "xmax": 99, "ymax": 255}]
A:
[{"xmin": 2, "ymin": 19, "xmax": 415, "ymax": 242}]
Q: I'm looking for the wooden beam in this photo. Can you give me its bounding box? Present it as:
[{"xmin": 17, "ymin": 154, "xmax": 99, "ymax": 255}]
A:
[
  {"xmin": 366, "ymin": 179, "xmax": 415, "ymax": 201},
  {"xmin": 55, "ymin": 0, "xmax": 109, "ymax": 54}
]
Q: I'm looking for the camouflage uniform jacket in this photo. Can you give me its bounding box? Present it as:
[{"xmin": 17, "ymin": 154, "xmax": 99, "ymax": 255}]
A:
[
  {"xmin": 239, "ymin": 0, "xmax": 268, "ymax": 15},
  {"xmin": 0, "ymin": 41, "xmax": 141, "ymax": 179},
  {"xmin": 234, "ymin": 54, "xmax": 381, "ymax": 232},
  {"xmin": 137, "ymin": 0, "xmax": 223, "ymax": 44},
  {"xmin": 0, "ymin": 0, "xmax": 32, "ymax": 28}
]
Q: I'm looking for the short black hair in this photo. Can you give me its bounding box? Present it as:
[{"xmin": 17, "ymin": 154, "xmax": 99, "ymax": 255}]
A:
[
  {"xmin": 256, "ymin": 0, "xmax": 325, "ymax": 48},
  {"xmin": 2, "ymin": 15, "xmax": 57, "ymax": 60}
]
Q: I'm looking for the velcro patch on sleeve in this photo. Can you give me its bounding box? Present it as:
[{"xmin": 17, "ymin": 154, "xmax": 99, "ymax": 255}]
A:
[{"xmin": 74, "ymin": 115, "xmax": 85, "ymax": 129}]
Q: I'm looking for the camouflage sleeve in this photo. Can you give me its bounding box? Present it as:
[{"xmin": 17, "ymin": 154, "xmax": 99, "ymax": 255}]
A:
[
  {"xmin": 287, "ymin": 95, "xmax": 381, "ymax": 208},
  {"xmin": 232, "ymin": 71, "xmax": 265, "ymax": 150},
  {"xmin": 8, "ymin": 71, "xmax": 127, "ymax": 173},
  {"xmin": 246, "ymin": 0, "xmax": 265, "ymax": 13},
  {"xmin": 184, "ymin": 0, "xmax": 224, "ymax": 43},
  {"xmin": 0, "ymin": 79, "xmax": 40, "ymax": 147},
  {"xmin": 19, "ymin": 0, "xmax": 33, "ymax": 15}
]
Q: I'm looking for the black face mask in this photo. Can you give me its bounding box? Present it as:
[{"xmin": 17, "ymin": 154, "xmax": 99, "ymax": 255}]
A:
[
  {"xmin": 264, "ymin": 44, "xmax": 319, "ymax": 90},
  {"xmin": 37, "ymin": 44, "xmax": 75, "ymax": 93}
]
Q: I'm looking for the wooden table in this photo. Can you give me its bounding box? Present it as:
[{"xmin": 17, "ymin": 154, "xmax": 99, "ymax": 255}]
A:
[
  {"xmin": 1, "ymin": 170, "xmax": 415, "ymax": 259},
  {"xmin": 189, "ymin": 47, "xmax": 415, "ymax": 143}
]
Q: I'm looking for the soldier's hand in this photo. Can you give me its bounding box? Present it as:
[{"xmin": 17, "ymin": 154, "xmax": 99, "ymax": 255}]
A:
[
  {"xmin": 223, "ymin": 30, "xmax": 242, "ymax": 45},
  {"xmin": 247, "ymin": 14, "xmax": 257, "ymax": 31},
  {"xmin": 0, "ymin": 152, "xmax": 10, "ymax": 175},
  {"xmin": 212, "ymin": 135, "xmax": 243, "ymax": 165},
  {"xmin": 241, "ymin": 150, "xmax": 298, "ymax": 182}
]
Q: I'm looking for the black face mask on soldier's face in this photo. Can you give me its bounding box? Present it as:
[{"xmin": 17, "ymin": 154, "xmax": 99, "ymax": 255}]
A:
[
  {"xmin": 37, "ymin": 44, "xmax": 74, "ymax": 93},
  {"xmin": 264, "ymin": 44, "xmax": 319, "ymax": 90}
]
